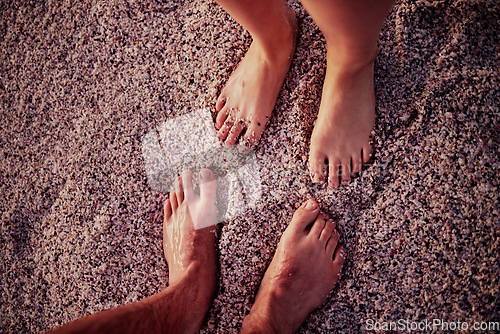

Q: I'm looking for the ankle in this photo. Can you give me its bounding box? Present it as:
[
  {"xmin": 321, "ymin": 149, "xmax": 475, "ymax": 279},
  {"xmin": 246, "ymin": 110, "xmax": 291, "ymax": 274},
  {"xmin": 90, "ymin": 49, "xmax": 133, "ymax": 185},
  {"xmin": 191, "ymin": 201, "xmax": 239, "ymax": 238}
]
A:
[
  {"xmin": 172, "ymin": 262, "xmax": 216, "ymax": 308},
  {"xmin": 241, "ymin": 310, "xmax": 291, "ymax": 334},
  {"xmin": 253, "ymin": 38, "xmax": 294, "ymax": 65},
  {"xmin": 251, "ymin": 10, "xmax": 297, "ymax": 62},
  {"xmin": 240, "ymin": 289, "xmax": 296, "ymax": 334},
  {"xmin": 326, "ymin": 43, "xmax": 378, "ymax": 74},
  {"xmin": 149, "ymin": 263, "xmax": 216, "ymax": 334}
]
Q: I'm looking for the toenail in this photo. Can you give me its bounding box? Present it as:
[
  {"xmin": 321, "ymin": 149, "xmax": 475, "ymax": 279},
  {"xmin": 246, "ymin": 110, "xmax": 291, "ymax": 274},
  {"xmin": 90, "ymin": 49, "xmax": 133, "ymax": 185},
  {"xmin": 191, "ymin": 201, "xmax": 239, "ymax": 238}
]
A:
[
  {"xmin": 304, "ymin": 200, "xmax": 318, "ymax": 211},
  {"xmin": 200, "ymin": 169, "xmax": 211, "ymax": 180},
  {"xmin": 311, "ymin": 172, "xmax": 320, "ymax": 183}
]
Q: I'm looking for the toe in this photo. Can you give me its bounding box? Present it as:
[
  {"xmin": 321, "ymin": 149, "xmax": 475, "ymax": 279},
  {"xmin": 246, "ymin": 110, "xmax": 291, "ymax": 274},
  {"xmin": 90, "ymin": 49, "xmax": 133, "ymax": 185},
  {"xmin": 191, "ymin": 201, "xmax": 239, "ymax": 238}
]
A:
[
  {"xmin": 242, "ymin": 123, "xmax": 264, "ymax": 147},
  {"xmin": 163, "ymin": 198, "xmax": 172, "ymax": 220},
  {"xmin": 332, "ymin": 246, "xmax": 345, "ymax": 274},
  {"xmin": 328, "ymin": 160, "xmax": 340, "ymax": 189},
  {"xmin": 309, "ymin": 152, "xmax": 326, "ymax": 183},
  {"xmin": 362, "ymin": 143, "xmax": 372, "ymax": 163},
  {"xmin": 217, "ymin": 113, "xmax": 235, "ymax": 141},
  {"xmin": 340, "ymin": 160, "xmax": 351, "ymax": 186},
  {"xmin": 175, "ymin": 176, "xmax": 184, "ymax": 204},
  {"xmin": 351, "ymin": 153, "xmax": 363, "ymax": 177},
  {"xmin": 290, "ymin": 200, "xmax": 320, "ymax": 232},
  {"xmin": 181, "ymin": 170, "xmax": 195, "ymax": 202},
  {"xmin": 216, "ymin": 95, "xmax": 227, "ymax": 113},
  {"xmin": 199, "ymin": 168, "xmax": 217, "ymax": 200},
  {"xmin": 310, "ymin": 212, "xmax": 327, "ymax": 239},
  {"xmin": 225, "ymin": 119, "xmax": 246, "ymax": 146},
  {"xmin": 169, "ymin": 191, "xmax": 178, "ymax": 211},
  {"xmin": 319, "ymin": 219, "xmax": 335, "ymax": 246},
  {"xmin": 326, "ymin": 229, "xmax": 340, "ymax": 258},
  {"xmin": 216, "ymin": 106, "xmax": 229, "ymax": 130}
]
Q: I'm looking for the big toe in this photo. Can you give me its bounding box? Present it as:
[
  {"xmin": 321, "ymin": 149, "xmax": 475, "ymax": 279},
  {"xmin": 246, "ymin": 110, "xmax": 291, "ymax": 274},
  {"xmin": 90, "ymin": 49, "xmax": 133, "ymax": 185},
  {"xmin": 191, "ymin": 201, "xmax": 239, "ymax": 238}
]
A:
[
  {"xmin": 181, "ymin": 170, "xmax": 196, "ymax": 202},
  {"xmin": 199, "ymin": 168, "xmax": 217, "ymax": 200},
  {"xmin": 290, "ymin": 200, "xmax": 321, "ymax": 232},
  {"xmin": 215, "ymin": 105, "xmax": 229, "ymax": 130},
  {"xmin": 309, "ymin": 150, "xmax": 326, "ymax": 183},
  {"xmin": 216, "ymin": 95, "xmax": 227, "ymax": 113},
  {"xmin": 217, "ymin": 110, "xmax": 234, "ymax": 140}
]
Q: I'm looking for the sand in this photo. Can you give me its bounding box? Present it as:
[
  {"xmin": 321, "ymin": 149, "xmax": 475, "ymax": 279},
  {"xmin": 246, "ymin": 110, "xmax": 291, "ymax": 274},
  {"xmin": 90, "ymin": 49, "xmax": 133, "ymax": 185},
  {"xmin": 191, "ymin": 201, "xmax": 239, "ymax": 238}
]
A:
[{"xmin": 1, "ymin": 0, "xmax": 498, "ymax": 332}]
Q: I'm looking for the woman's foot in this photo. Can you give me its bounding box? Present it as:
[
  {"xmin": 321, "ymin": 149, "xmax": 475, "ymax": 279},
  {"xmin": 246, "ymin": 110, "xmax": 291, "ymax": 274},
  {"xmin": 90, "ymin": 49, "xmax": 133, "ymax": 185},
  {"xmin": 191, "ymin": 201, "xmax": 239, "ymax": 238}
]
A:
[
  {"xmin": 240, "ymin": 200, "xmax": 345, "ymax": 333},
  {"xmin": 162, "ymin": 169, "xmax": 218, "ymax": 330},
  {"xmin": 309, "ymin": 51, "xmax": 376, "ymax": 189},
  {"xmin": 215, "ymin": 5, "xmax": 297, "ymax": 147}
]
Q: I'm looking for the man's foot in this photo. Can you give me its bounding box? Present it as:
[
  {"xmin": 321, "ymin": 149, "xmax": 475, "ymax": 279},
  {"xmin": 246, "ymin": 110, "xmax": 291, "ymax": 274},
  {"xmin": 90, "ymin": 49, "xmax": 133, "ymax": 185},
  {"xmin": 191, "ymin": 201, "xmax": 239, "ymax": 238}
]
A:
[
  {"xmin": 162, "ymin": 169, "xmax": 218, "ymax": 330},
  {"xmin": 309, "ymin": 51, "xmax": 376, "ymax": 188},
  {"xmin": 241, "ymin": 200, "xmax": 345, "ymax": 333},
  {"xmin": 215, "ymin": 5, "xmax": 297, "ymax": 146}
]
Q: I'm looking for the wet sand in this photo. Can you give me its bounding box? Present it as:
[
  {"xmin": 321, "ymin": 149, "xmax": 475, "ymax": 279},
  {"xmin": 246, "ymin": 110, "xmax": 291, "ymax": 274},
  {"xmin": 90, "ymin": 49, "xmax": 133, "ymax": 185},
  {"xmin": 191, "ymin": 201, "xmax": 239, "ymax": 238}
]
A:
[{"xmin": 0, "ymin": 0, "xmax": 498, "ymax": 332}]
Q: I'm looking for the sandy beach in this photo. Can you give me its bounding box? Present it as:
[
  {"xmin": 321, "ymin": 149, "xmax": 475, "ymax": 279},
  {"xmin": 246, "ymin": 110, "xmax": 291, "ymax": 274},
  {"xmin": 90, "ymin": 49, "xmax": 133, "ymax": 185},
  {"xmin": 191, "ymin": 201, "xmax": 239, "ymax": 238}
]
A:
[{"xmin": 1, "ymin": 0, "xmax": 498, "ymax": 332}]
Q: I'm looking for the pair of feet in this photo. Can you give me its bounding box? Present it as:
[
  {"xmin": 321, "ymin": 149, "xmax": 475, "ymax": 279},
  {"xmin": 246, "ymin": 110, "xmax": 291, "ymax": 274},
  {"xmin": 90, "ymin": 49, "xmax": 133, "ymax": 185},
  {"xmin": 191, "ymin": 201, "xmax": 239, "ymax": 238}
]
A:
[
  {"xmin": 214, "ymin": 6, "xmax": 375, "ymax": 189},
  {"xmin": 164, "ymin": 169, "xmax": 345, "ymax": 333}
]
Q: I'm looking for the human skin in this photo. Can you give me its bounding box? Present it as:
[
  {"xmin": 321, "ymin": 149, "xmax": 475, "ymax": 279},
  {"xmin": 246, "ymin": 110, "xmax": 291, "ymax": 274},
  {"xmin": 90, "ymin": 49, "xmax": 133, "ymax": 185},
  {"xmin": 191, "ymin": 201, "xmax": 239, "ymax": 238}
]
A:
[
  {"xmin": 214, "ymin": 0, "xmax": 394, "ymax": 188},
  {"xmin": 47, "ymin": 172, "xmax": 345, "ymax": 334},
  {"xmin": 240, "ymin": 200, "xmax": 345, "ymax": 333},
  {"xmin": 47, "ymin": 170, "xmax": 218, "ymax": 334}
]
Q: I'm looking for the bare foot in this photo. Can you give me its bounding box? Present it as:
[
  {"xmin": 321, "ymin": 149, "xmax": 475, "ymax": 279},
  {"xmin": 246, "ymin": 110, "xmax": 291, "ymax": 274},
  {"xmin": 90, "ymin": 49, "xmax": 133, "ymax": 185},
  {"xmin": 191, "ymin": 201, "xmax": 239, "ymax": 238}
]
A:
[
  {"xmin": 241, "ymin": 200, "xmax": 345, "ymax": 333},
  {"xmin": 215, "ymin": 6, "xmax": 297, "ymax": 147},
  {"xmin": 309, "ymin": 51, "xmax": 376, "ymax": 189},
  {"xmin": 162, "ymin": 169, "xmax": 218, "ymax": 330}
]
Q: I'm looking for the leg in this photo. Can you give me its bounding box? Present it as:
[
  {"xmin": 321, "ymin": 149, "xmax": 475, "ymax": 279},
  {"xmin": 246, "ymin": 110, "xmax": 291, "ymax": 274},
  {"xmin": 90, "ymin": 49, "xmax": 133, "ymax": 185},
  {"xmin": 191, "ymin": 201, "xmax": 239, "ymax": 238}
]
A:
[
  {"xmin": 215, "ymin": 0, "xmax": 297, "ymax": 146},
  {"xmin": 240, "ymin": 200, "xmax": 345, "ymax": 333},
  {"xmin": 48, "ymin": 169, "xmax": 218, "ymax": 334},
  {"xmin": 304, "ymin": 0, "xmax": 395, "ymax": 188}
]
